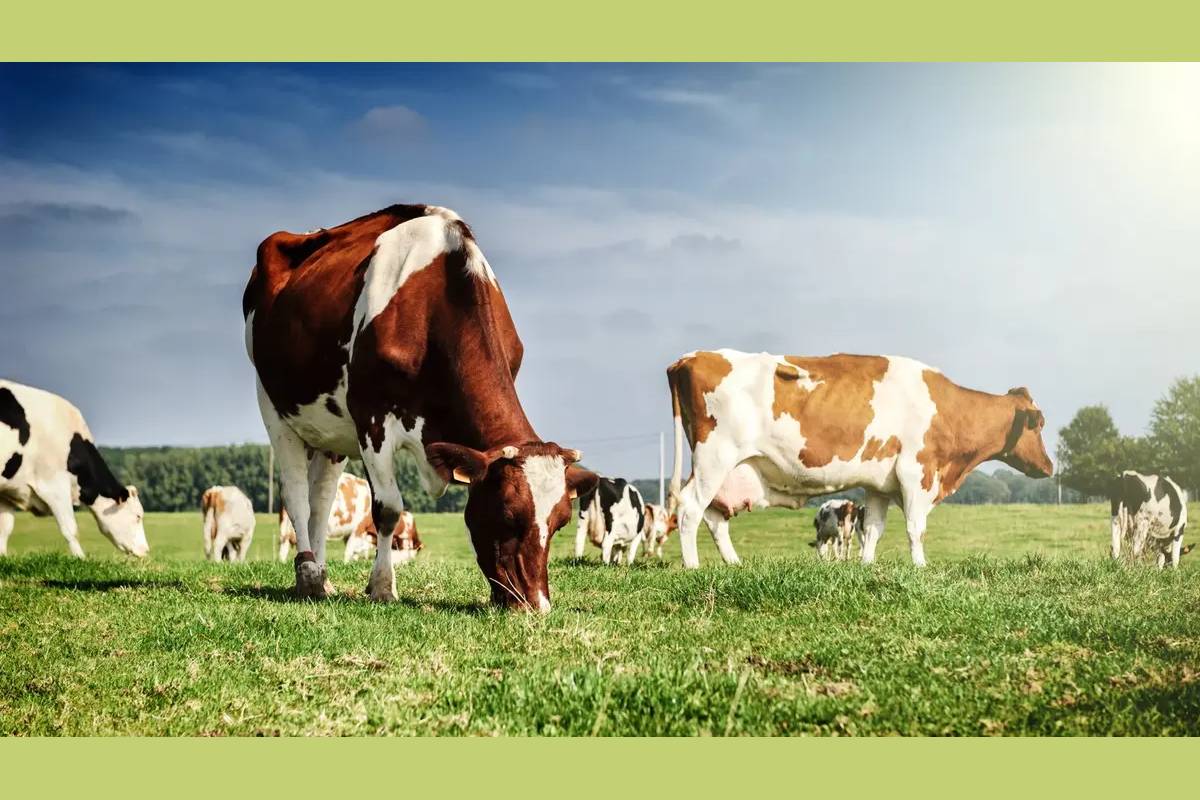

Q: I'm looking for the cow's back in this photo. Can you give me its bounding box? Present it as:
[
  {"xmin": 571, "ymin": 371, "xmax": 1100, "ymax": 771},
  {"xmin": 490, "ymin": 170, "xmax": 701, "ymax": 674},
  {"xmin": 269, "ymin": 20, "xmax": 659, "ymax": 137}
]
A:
[{"xmin": 0, "ymin": 380, "xmax": 90, "ymax": 499}]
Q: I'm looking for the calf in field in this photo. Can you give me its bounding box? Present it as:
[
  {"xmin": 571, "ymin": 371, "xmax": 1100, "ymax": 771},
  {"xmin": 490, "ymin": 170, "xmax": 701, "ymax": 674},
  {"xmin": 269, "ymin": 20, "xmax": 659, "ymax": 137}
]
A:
[
  {"xmin": 243, "ymin": 204, "xmax": 596, "ymax": 608},
  {"xmin": 812, "ymin": 499, "xmax": 864, "ymax": 561},
  {"xmin": 574, "ymin": 477, "xmax": 646, "ymax": 564},
  {"xmin": 642, "ymin": 502, "xmax": 677, "ymax": 559},
  {"xmin": 1110, "ymin": 471, "xmax": 1192, "ymax": 568},
  {"xmin": 667, "ymin": 350, "xmax": 1053, "ymax": 568},
  {"xmin": 201, "ymin": 486, "xmax": 255, "ymax": 562},
  {"xmin": 0, "ymin": 380, "xmax": 148, "ymax": 558}
]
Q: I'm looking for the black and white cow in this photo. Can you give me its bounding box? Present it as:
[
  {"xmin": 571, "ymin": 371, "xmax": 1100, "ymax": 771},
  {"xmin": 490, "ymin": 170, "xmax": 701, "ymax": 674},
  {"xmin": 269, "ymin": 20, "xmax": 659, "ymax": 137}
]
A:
[
  {"xmin": 1110, "ymin": 471, "xmax": 1191, "ymax": 568},
  {"xmin": 812, "ymin": 499, "xmax": 864, "ymax": 561},
  {"xmin": 0, "ymin": 380, "xmax": 148, "ymax": 558},
  {"xmin": 574, "ymin": 477, "xmax": 646, "ymax": 565}
]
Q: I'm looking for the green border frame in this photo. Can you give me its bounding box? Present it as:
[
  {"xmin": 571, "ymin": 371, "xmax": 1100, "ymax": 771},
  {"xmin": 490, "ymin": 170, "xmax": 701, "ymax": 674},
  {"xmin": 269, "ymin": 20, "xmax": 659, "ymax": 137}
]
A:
[
  {"xmin": 4, "ymin": 738, "xmax": 1199, "ymax": 794},
  {"xmin": 4, "ymin": 0, "xmax": 1200, "ymax": 60},
  {"xmin": 4, "ymin": 1, "xmax": 1200, "ymax": 789}
]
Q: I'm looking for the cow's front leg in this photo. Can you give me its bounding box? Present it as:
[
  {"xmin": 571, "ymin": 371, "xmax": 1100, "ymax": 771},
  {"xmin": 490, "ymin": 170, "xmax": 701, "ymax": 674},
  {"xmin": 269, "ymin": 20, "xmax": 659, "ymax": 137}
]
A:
[
  {"xmin": 1110, "ymin": 516, "xmax": 1123, "ymax": 561},
  {"xmin": 360, "ymin": 441, "xmax": 403, "ymax": 603},
  {"xmin": 39, "ymin": 478, "xmax": 85, "ymax": 558},
  {"xmin": 901, "ymin": 490, "xmax": 932, "ymax": 567},
  {"xmin": 703, "ymin": 507, "xmax": 741, "ymax": 565},
  {"xmin": 601, "ymin": 533, "xmax": 616, "ymax": 565},
  {"xmin": 859, "ymin": 492, "xmax": 890, "ymax": 564},
  {"xmin": 0, "ymin": 503, "xmax": 15, "ymax": 556}
]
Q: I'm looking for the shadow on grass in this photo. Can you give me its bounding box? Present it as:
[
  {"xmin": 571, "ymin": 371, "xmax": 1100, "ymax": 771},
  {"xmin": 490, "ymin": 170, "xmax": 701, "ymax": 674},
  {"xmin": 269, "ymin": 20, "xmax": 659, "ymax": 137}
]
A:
[
  {"xmin": 223, "ymin": 583, "xmax": 490, "ymax": 615},
  {"xmin": 39, "ymin": 578, "xmax": 185, "ymax": 592}
]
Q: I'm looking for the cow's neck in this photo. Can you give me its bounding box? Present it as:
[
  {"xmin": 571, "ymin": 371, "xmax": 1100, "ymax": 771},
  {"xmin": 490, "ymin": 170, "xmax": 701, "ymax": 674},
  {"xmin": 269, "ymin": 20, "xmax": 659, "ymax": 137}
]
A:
[
  {"xmin": 938, "ymin": 392, "xmax": 1021, "ymax": 498},
  {"xmin": 436, "ymin": 300, "xmax": 538, "ymax": 451}
]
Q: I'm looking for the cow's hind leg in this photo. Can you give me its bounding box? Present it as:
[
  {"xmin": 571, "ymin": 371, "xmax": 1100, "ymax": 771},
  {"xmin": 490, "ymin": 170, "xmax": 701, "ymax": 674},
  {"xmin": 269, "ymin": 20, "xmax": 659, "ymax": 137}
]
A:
[
  {"xmin": 899, "ymin": 488, "xmax": 934, "ymax": 567},
  {"xmin": 858, "ymin": 492, "xmax": 890, "ymax": 564},
  {"xmin": 703, "ymin": 507, "xmax": 740, "ymax": 565},
  {"xmin": 1110, "ymin": 515, "xmax": 1123, "ymax": 561},
  {"xmin": 0, "ymin": 502, "xmax": 14, "ymax": 555},
  {"xmin": 257, "ymin": 384, "xmax": 322, "ymax": 597},
  {"xmin": 305, "ymin": 453, "xmax": 345, "ymax": 595}
]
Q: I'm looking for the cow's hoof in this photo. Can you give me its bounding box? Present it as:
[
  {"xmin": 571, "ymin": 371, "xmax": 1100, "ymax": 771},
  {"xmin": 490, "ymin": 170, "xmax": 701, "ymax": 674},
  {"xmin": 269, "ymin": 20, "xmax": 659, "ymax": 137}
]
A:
[
  {"xmin": 366, "ymin": 571, "xmax": 398, "ymax": 603},
  {"xmin": 294, "ymin": 554, "xmax": 329, "ymax": 600}
]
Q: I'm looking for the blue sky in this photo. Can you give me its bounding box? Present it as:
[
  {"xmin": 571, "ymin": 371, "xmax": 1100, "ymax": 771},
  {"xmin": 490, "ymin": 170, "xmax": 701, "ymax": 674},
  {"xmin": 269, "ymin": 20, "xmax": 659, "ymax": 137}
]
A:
[{"xmin": 1, "ymin": 63, "xmax": 1197, "ymax": 480}]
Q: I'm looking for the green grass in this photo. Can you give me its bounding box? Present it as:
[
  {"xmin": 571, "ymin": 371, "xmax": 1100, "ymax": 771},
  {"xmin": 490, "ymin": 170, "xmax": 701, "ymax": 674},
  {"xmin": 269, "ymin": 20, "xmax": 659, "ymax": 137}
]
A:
[{"xmin": 1, "ymin": 503, "xmax": 1198, "ymax": 735}]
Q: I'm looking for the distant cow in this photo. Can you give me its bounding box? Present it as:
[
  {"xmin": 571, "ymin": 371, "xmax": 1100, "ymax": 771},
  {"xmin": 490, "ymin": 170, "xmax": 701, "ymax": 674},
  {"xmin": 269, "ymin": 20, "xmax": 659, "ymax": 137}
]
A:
[
  {"xmin": 201, "ymin": 486, "xmax": 255, "ymax": 562},
  {"xmin": 1110, "ymin": 471, "xmax": 1191, "ymax": 568},
  {"xmin": 812, "ymin": 499, "xmax": 864, "ymax": 561},
  {"xmin": 642, "ymin": 502, "xmax": 677, "ymax": 559},
  {"xmin": 279, "ymin": 474, "xmax": 422, "ymax": 565},
  {"xmin": 575, "ymin": 477, "xmax": 646, "ymax": 565},
  {"xmin": 0, "ymin": 380, "xmax": 148, "ymax": 558},
  {"xmin": 244, "ymin": 204, "xmax": 596, "ymax": 609},
  {"xmin": 667, "ymin": 350, "xmax": 1053, "ymax": 568}
]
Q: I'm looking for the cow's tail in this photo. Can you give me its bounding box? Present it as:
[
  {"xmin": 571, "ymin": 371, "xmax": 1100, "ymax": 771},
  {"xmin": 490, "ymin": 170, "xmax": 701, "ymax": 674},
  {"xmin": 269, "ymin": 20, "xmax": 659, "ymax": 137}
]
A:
[{"xmin": 667, "ymin": 365, "xmax": 685, "ymax": 517}]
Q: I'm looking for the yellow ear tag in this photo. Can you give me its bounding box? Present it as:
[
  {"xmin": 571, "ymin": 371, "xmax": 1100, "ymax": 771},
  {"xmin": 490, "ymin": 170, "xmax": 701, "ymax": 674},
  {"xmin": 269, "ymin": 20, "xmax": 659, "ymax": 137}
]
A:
[{"xmin": 452, "ymin": 468, "xmax": 473, "ymax": 484}]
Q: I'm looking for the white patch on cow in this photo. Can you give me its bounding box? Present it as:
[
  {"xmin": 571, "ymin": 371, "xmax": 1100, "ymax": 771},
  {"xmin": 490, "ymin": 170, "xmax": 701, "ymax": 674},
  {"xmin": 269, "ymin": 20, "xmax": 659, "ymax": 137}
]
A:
[
  {"xmin": 523, "ymin": 455, "xmax": 566, "ymax": 548},
  {"xmin": 350, "ymin": 207, "xmax": 496, "ymax": 339}
]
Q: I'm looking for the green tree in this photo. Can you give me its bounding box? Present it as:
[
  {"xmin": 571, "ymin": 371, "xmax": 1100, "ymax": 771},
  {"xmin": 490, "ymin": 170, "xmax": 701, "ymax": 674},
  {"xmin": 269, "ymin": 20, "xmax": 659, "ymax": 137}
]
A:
[
  {"xmin": 1149, "ymin": 376, "xmax": 1200, "ymax": 494},
  {"xmin": 1056, "ymin": 405, "xmax": 1124, "ymax": 499}
]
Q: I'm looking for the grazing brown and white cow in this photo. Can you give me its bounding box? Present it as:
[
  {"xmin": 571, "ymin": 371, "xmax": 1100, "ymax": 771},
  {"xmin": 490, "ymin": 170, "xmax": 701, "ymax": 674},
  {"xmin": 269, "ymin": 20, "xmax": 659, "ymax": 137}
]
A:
[
  {"xmin": 278, "ymin": 474, "xmax": 423, "ymax": 564},
  {"xmin": 244, "ymin": 204, "xmax": 597, "ymax": 609},
  {"xmin": 0, "ymin": 380, "xmax": 148, "ymax": 558},
  {"xmin": 642, "ymin": 502, "xmax": 677, "ymax": 559},
  {"xmin": 1110, "ymin": 471, "xmax": 1192, "ymax": 568},
  {"xmin": 667, "ymin": 350, "xmax": 1053, "ymax": 568},
  {"xmin": 201, "ymin": 485, "xmax": 255, "ymax": 562},
  {"xmin": 812, "ymin": 499, "xmax": 863, "ymax": 561}
]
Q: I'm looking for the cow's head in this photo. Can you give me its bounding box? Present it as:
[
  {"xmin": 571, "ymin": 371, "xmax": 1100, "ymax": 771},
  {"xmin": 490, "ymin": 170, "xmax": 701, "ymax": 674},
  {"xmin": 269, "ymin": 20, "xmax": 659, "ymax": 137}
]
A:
[
  {"xmin": 92, "ymin": 486, "xmax": 149, "ymax": 557},
  {"xmin": 426, "ymin": 441, "xmax": 599, "ymax": 612},
  {"xmin": 999, "ymin": 388, "xmax": 1054, "ymax": 479}
]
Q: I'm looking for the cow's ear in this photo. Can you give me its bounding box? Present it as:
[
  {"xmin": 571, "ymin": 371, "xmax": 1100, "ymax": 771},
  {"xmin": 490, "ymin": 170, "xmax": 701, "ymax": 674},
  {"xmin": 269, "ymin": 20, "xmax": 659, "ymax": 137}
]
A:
[
  {"xmin": 425, "ymin": 443, "xmax": 492, "ymax": 485},
  {"xmin": 127, "ymin": 485, "xmax": 138, "ymax": 499},
  {"xmin": 566, "ymin": 465, "xmax": 599, "ymax": 500},
  {"xmin": 1027, "ymin": 410, "xmax": 1044, "ymax": 430}
]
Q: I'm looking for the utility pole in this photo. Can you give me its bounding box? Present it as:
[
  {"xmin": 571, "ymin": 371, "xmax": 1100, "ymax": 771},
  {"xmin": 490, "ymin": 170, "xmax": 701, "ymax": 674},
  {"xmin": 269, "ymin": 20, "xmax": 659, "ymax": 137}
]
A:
[{"xmin": 659, "ymin": 431, "xmax": 665, "ymax": 506}]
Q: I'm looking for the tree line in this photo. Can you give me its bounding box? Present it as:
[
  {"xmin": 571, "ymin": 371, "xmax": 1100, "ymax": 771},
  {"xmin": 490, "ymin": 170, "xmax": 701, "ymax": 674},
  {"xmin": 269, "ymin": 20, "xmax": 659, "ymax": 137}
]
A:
[
  {"xmin": 1056, "ymin": 376, "xmax": 1200, "ymax": 500},
  {"xmin": 100, "ymin": 444, "xmax": 467, "ymax": 514}
]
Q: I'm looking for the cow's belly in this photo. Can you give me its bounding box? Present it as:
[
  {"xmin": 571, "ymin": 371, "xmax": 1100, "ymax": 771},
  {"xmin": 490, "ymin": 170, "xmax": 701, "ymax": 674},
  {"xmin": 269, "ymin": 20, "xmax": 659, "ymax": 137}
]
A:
[{"xmin": 282, "ymin": 394, "xmax": 360, "ymax": 457}]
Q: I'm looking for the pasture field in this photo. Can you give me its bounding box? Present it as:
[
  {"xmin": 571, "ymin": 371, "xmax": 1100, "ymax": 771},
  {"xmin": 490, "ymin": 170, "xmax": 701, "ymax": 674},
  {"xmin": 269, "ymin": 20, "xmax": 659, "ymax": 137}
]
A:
[{"xmin": 1, "ymin": 503, "xmax": 1198, "ymax": 735}]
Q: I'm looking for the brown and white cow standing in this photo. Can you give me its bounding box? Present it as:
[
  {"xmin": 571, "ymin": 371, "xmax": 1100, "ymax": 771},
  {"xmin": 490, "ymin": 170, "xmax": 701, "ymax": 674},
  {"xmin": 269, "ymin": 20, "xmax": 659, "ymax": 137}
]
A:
[
  {"xmin": 201, "ymin": 485, "xmax": 255, "ymax": 562},
  {"xmin": 667, "ymin": 350, "xmax": 1053, "ymax": 568},
  {"xmin": 244, "ymin": 204, "xmax": 597, "ymax": 609}
]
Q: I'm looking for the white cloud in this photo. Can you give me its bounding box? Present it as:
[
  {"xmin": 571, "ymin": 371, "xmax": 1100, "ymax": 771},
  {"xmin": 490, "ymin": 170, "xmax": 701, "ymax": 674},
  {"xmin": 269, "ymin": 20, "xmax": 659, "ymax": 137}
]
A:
[{"xmin": 351, "ymin": 105, "xmax": 428, "ymax": 143}]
